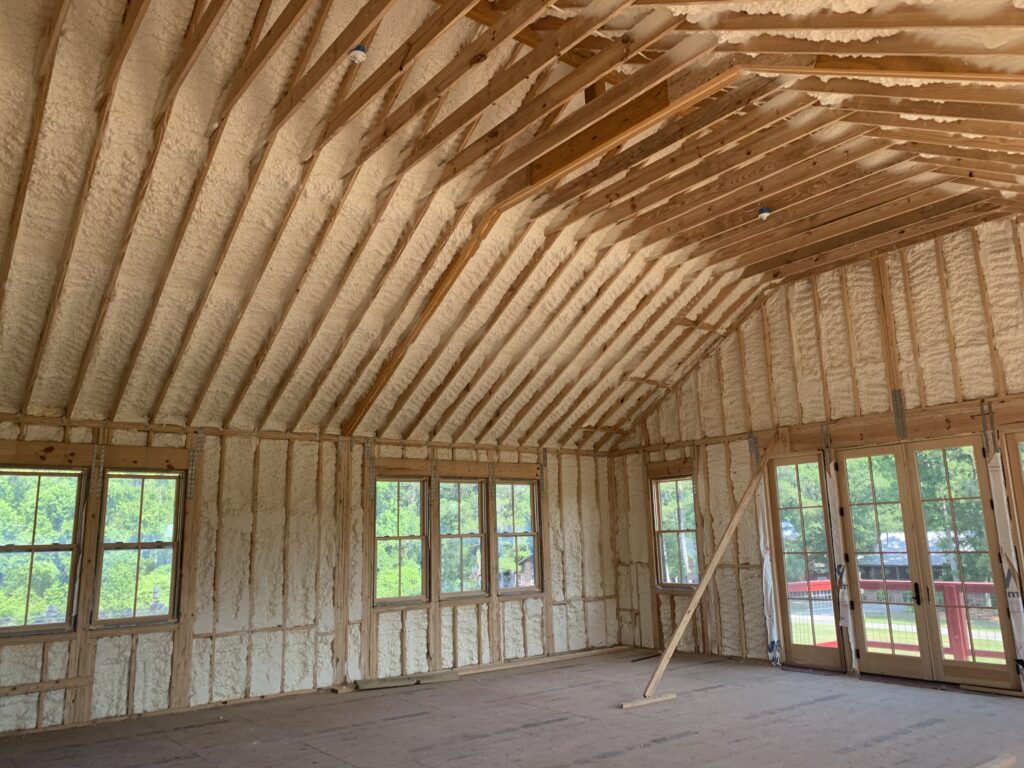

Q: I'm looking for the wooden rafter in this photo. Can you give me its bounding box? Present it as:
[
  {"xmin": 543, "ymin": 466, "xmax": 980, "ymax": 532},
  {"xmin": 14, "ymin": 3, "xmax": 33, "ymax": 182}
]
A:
[
  {"xmin": 0, "ymin": 0, "xmax": 71, "ymax": 321},
  {"xmin": 18, "ymin": 0, "xmax": 152, "ymax": 416}
]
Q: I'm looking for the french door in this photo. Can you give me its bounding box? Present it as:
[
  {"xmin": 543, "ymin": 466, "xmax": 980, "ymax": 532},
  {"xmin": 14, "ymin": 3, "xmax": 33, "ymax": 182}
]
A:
[{"xmin": 837, "ymin": 439, "xmax": 1018, "ymax": 689}]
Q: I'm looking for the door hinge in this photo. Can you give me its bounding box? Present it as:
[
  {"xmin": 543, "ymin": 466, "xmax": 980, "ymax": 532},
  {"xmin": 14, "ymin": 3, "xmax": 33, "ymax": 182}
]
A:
[
  {"xmin": 844, "ymin": 552, "xmax": 849, "ymax": 563},
  {"xmin": 854, "ymin": 648, "xmax": 860, "ymax": 660},
  {"xmin": 849, "ymin": 600, "xmax": 855, "ymax": 611},
  {"xmin": 838, "ymin": 506, "xmax": 844, "ymax": 517},
  {"xmin": 834, "ymin": 461, "xmax": 840, "ymax": 472}
]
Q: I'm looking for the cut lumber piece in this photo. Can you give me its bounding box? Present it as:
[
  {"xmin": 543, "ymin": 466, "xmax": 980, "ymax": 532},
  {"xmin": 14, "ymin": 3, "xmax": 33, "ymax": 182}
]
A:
[{"xmin": 623, "ymin": 438, "xmax": 776, "ymax": 707}]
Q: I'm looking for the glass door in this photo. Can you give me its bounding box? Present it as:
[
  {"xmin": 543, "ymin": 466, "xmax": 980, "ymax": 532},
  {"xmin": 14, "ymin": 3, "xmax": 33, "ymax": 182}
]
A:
[
  {"xmin": 769, "ymin": 457, "xmax": 843, "ymax": 670},
  {"xmin": 907, "ymin": 439, "xmax": 1018, "ymax": 689},
  {"xmin": 837, "ymin": 448, "xmax": 934, "ymax": 681}
]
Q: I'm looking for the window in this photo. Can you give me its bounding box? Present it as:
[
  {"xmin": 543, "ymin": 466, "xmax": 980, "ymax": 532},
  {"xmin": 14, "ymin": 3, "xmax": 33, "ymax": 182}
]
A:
[
  {"xmin": 374, "ymin": 480, "xmax": 426, "ymax": 601},
  {"xmin": 0, "ymin": 468, "xmax": 83, "ymax": 630},
  {"xmin": 653, "ymin": 477, "xmax": 699, "ymax": 587},
  {"xmin": 97, "ymin": 471, "xmax": 182, "ymax": 622},
  {"xmin": 496, "ymin": 482, "xmax": 539, "ymax": 591},
  {"xmin": 439, "ymin": 481, "xmax": 484, "ymax": 595}
]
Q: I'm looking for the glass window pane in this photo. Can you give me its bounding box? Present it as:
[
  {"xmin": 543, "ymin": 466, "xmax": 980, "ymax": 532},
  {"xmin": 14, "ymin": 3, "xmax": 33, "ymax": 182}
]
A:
[
  {"xmin": 440, "ymin": 538, "xmax": 462, "ymax": 593},
  {"xmin": 498, "ymin": 536, "xmax": 536, "ymax": 589},
  {"xmin": 496, "ymin": 485, "xmax": 514, "ymax": 533},
  {"xmin": 924, "ymin": 500, "xmax": 954, "ymax": 552},
  {"xmin": 678, "ymin": 531, "xmax": 699, "ymax": 585},
  {"xmin": 850, "ymin": 504, "xmax": 879, "ymax": 553},
  {"xmin": 803, "ymin": 506, "xmax": 827, "ymax": 553},
  {"xmin": 104, "ymin": 476, "xmax": 142, "ymax": 544},
  {"xmin": 136, "ymin": 548, "xmax": 173, "ymax": 617},
  {"xmin": 784, "ymin": 553, "xmax": 808, "ymax": 586},
  {"xmin": 660, "ymin": 532, "xmax": 681, "ymax": 583},
  {"xmin": 461, "ymin": 537, "xmax": 482, "ymax": 593},
  {"xmin": 876, "ymin": 503, "xmax": 906, "ymax": 540},
  {"xmin": 945, "ymin": 447, "xmax": 979, "ymax": 498},
  {"xmin": 513, "ymin": 485, "xmax": 532, "ymax": 533},
  {"xmin": 788, "ymin": 600, "xmax": 813, "ymax": 646},
  {"xmin": 375, "ymin": 540, "xmax": 400, "ymax": 600},
  {"xmin": 399, "ymin": 540, "xmax": 423, "ymax": 598},
  {"xmin": 0, "ymin": 552, "xmax": 31, "ymax": 627},
  {"xmin": 439, "ymin": 483, "xmax": 459, "ymax": 535},
  {"xmin": 459, "ymin": 484, "xmax": 480, "ymax": 535},
  {"xmin": 798, "ymin": 463, "xmax": 822, "ymax": 505},
  {"xmin": 98, "ymin": 549, "xmax": 140, "ymax": 620},
  {"xmin": 811, "ymin": 598, "xmax": 837, "ymax": 647},
  {"xmin": 931, "ymin": 552, "xmax": 960, "ymax": 588},
  {"xmin": 870, "ymin": 454, "xmax": 900, "ymax": 503},
  {"xmin": 26, "ymin": 551, "xmax": 72, "ymax": 625},
  {"xmin": 35, "ymin": 474, "xmax": 77, "ymax": 545},
  {"xmin": 888, "ymin": 603, "xmax": 921, "ymax": 657},
  {"xmin": 678, "ymin": 479, "xmax": 696, "ymax": 530},
  {"xmin": 774, "ymin": 465, "xmax": 799, "ymax": 508},
  {"xmin": 397, "ymin": 483, "xmax": 422, "ymax": 537},
  {"xmin": 658, "ymin": 482, "xmax": 678, "ymax": 530},
  {"xmin": 0, "ymin": 473, "xmax": 38, "ymax": 546},
  {"xmin": 140, "ymin": 477, "xmax": 177, "ymax": 543},
  {"xmin": 780, "ymin": 505, "xmax": 803, "ymax": 552},
  {"xmin": 915, "ymin": 449, "xmax": 948, "ymax": 501},
  {"xmin": 967, "ymin": 606, "xmax": 1005, "ymax": 664},
  {"xmin": 952, "ymin": 499, "xmax": 986, "ymax": 552},
  {"xmin": 960, "ymin": 552, "xmax": 995, "ymax": 586},
  {"xmin": 375, "ymin": 482, "xmax": 398, "ymax": 538}
]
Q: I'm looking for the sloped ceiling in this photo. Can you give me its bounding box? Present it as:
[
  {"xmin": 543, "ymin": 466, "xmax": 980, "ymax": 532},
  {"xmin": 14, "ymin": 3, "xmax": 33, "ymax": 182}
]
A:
[{"xmin": 1, "ymin": 0, "xmax": 1022, "ymax": 449}]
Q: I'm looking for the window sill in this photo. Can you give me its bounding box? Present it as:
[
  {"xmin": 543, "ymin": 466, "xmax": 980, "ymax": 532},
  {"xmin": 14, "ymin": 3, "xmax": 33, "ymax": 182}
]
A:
[{"xmin": 655, "ymin": 584, "xmax": 699, "ymax": 596}]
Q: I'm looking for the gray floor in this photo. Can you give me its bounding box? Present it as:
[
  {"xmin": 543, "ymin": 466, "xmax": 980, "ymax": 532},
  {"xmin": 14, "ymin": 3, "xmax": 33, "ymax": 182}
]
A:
[{"xmin": 3, "ymin": 650, "xmax": 1023, "ymax": 767}]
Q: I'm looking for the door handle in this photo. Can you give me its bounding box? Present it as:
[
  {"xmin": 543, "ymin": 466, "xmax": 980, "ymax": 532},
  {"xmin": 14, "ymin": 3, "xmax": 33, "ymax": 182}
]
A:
[{"xmin": 913, "ymin": 582, "xmax": 921, "ymax": 606}]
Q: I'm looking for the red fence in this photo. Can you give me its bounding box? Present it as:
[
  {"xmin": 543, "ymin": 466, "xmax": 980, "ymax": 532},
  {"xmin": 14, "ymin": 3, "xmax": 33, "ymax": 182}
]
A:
[{"xmin": 788, "ymin": 578, "xmax": 1003, "ymax": 660}]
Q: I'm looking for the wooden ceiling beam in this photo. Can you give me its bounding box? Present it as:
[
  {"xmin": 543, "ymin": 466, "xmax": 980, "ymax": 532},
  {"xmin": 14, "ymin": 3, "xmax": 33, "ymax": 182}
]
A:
[
  {"xmin": 535, "ymin": 75, "xmax": 784, "ymax": 218},
  {"xmin": 66, "ymin": 0, "xmax": 262, "ymax": 419},
  {"xmin": 267, "ymin": 0, "xmax": 397, "ymax": 137},
  {"xmin": 748, "ymin": 55, "xmax": 1024, "ymax": 84},
  {"xmin": 662, "ymin": 157, "xmax": 930, "ymax": 265},
  {"xmin": 790, "ymin": 77, "xmax": 1024, "ymax": 108},
  {"xmin": 407, "ymin": 0, "xmax": 635, "ymax": 171},
  {"xmin": 716, "ymin": 183, "xmax": 966, "ymax": 275},
  {"xmin": 18, "ymin": 0, "xmax": 153, "ymax": 417},
  {"xmin": 355, "ymin": 0, "xmax": 559, "ymax": 159},
  {"xmin": 0, "ymin": 0, "xmax": 71, "ymax": 327},
  {"xmin": 674, "ymin": 6, "xmax": 1024, "ymax": 32},
  {"xmin": 561, "ymin": 91, "xmax": 817, "ymax": 230},
  {"xmin": 440, "ymin": 9, "xmax": 683, "ymax": 188},
  {"xmin": 718, "ymin": 32, "xmax": 1024, "ymax": 59},
  {"xmin": 633, "ymin": 133, "xmax": 885, "ymax": 247},
  {"xmin": 475, "ymin": 31, "xmax": 720, "ymax": 200},
  {"xmin": 776, "ymin": 205, "xmax": 1007, "ymax": 282},
  {"xmin": 144, "ymin": 2, "xmax": 334, "ymax": 425},
  {"xmin": 744, "ymin": 193, "xmax": 995, "ymax": 278},
  {"xmin": 314, "ymin": 0, "xmax": 478, "ymax": 152}
]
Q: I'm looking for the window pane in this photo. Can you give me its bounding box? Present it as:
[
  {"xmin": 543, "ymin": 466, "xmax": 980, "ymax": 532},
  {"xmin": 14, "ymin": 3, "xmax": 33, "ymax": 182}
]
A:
[
  {"xmin": 780, "ymin": 505, "xmax": 803, "ymax": 552},
  {"xmin": 513, "ymin": 485, "xmax": 532, "ymax": 532},
  {"xmin": 461, "ymin": 538, "xmax": 482, "ymax": 593},
  {"xmin": 137, "ymin": 548, "xmax": 173, "ymax": 617},
  {"xmin": 375, "ymin": 539, "xmax": 400, "ymax": 600},
  {"xmin": 140, "ymin": 477, "xmax": 177, "ymax": 543},
  {"xmin": 916, "ymin": 449, "xmax": 947, "ymax": 501},
  {"xmin": 802, "ymin": 506, "xmax": 826, "ymax": 553},
  {"xmin": 775, "ymin": 465, "xmax": 799, "ymax": 508},
  {"xmin": 459, "ymin": 483, "xmax": 480, "ymax": 535},
  {"xmin": 496, "ymin": 484, "xmax": 514, "ymax": 533},
  {"xmin": 104, "ymin": 476, "xmax": 142, "ymax": 544},
  {"xmin": 678, "ymin": 479, "xmax": 696, "ymax": 530},
  {"xmin": 660, "ymin": 532, "xmax": 681, "ymax": 583},
  {"xmin": 498, "ymin": 535, "xmax": 536, "ymax": 589},
  {"xmin": 658, "ymin": 482, "xmax": 678, "ymax": 530},
  {"xmin": 439, "ymin": 482, "xmax": 459, "ymax": 535},
  {"xmin": 0, "ymin": 473, "xmax": 38, "ymax": 545},
  {"xmin": 397, "ymin": 483, "xmax": 422, "ymax": 537},
  {"xmin": 98, "ymin": 549, "xmax": 140, "ymax": 620},
  {"xmin": 871, "ymin": 454, "xmax": 900, "ymax": 503},
  {"xmin": 953, "ymin": 499, "xmax": 986, "ymax": 552},
  {"xmin": 678, "ymin": 531, "xmax": 699, "ymax": 585},
  {"xmin": 945, "ymin": 446, "xmax": 979, "ymax": 498},
  {"xmin": 375, "ymin": 481, "xmax": 398, "ymax": 538},
  {"xmin": 35, "ymin": 474, "xmax": 77, "ymax": 545},
  {"xmin": 441, "ymin": 537, "xmax": 462, "ymax": 593},
  {"xmin": 0, "ymin": 552, "xmax": 31, "ymax": 627},
  {"xmin": 399, "ymin": 540, "xmax": 423, "ymax": 598},
  {"xmin": 797, "ymin": 463, "xmax": 822, "ymax": 505},
  {"xmin": 26, "ymin": 551, "xmax": 72, "ymax": 625},
  {"xmin": 845, "ymin": 457, "xmax": 873, "ymax": 504}
]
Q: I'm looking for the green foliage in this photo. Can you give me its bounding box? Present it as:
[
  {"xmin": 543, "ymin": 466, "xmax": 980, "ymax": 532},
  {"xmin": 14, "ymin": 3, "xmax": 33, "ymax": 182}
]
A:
[
  {"xmin": 0, "ymin": 471, "xmax": 81, "ymax": 627},
  {"xmin": 374, "ymin": 481, "xmax": 424, "ymax": 600}
]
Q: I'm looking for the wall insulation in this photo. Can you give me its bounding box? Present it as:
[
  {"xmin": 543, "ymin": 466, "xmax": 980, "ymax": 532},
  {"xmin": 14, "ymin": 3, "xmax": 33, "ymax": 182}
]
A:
[
  {"xmin": 0, "ymin": 426, "xmax": 618, "ymax": 734},
  {"xmin": 620, "ymin": 216, "xmax": 1024, "ymax": 664}
]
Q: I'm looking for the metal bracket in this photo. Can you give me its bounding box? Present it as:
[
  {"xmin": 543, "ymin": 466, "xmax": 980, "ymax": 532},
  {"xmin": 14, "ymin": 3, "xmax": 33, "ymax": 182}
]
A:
[
  {"xmin": 747, "ymin": 433, "xmax": 759, "ymax": 465},
  {"xmin": 981, "ymin": 400, "xmax": 998, "ymax": 458},
  {"xmin": 90, "ymin": 445, "xmax": 105, "ymax": 498},
  {"xmin": 891, "ymin": 388, "xmax": 907, "ymax": 439},
  {"xmin": 186, "ymin": 428, "xmax": 205, "ymax": 500},
  {"xmin": 820, "ymin": 425, "xmax": 833, "ymax": 467}
]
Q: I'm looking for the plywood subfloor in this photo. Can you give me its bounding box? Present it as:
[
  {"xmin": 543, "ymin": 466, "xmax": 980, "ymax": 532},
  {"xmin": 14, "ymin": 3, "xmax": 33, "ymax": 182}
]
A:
[{"xmin": 3, "ymin": 650, "xmax": 1022, "ymax": 767}]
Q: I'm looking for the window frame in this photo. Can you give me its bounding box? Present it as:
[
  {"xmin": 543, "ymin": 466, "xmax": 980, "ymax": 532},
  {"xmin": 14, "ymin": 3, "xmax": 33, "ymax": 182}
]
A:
[
  {"xmin": 437, "ymin": 479, "xmax": 488, "ymax": 600},
  {"xmin": 93, "ymin": 469, "xmax": 186, "ymax": 628},
  {"xmin": 650, "ymin": 475, "xmax": 701, "ymax": 592},
  {"xmin": 372, "ymin": 476, "xmax": 429, "ymax": 606},
  {"xmin": 494, "ymin": 480, "xmax": 542, "ymax": 596},
  {"xmin": 0, "ymin": 466, "xmax": 87, "ymax": 636}
]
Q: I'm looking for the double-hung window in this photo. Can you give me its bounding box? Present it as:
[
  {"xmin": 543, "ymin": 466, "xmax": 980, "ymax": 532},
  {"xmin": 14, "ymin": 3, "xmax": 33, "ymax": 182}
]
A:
[
  {"xmin": 496, "ymin": 482, "xmax": 539, "ymax": 592},
  {"xmin": 0, "ymin": 468, "xmax": 83, "ymax": 630},
  {"xmin": 652, "ymin": 477, "xmax": 700, "ymax": 588},
  {"xmin": 373, "ymin": 479, "xmax": 426, "ymax": 601},
  {"xmin": 439, "ymin": 481, "xmax": 484, "ymax": 596}
]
